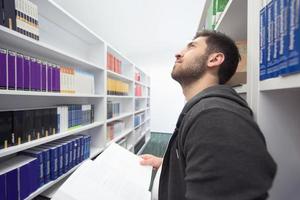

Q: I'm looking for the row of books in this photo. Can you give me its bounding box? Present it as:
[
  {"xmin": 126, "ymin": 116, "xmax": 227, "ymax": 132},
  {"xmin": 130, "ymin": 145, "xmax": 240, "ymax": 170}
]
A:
[
  {"xmin": 135, "ymin": 84, "xmax": 143, "ymax": 96},
  {"xmin": 135, "ymin": 99, "xmax": 145, "ymax": 111},
  {"xmin": 205, "ymin": 0, "xmax": 229, "ymax": 30},
  {"xmin": 58, "ymin": 104, "xmax": 95, "ymax": 133},
  {"xmin": 0, "ymin": 104, "xmax": 94, "ymax": 150},
  {"xmin": 107, "ymin": 53, "xmax": 122, "ymax": 74},
  {"xmin": 107, "ymin": 101, "xmax": 121, "ymax": 119},
  {"xmin": 260, "ymin": 0, "xmax": 300, "ymax": 80},
  {"xmin": 107, "ymin": 78, "xmax": 130, "ymax": 96},
  {"xmin": 0, "ymin": 48, "xmax": 95, "ymax": 94},
  {"xmin": 107, "ymin": 120, "xmax": 126, "ymax": 141},
  {"xmin": 0, "ymin": 135, "xmax": 91, "ymax": 200},
  {"xmin": 134, "ymin": 113, "xmax": 145, "ymax": 128},
  {"xmin": 0, "ymin": 0, "xmax": 39, "ymax": 40}
]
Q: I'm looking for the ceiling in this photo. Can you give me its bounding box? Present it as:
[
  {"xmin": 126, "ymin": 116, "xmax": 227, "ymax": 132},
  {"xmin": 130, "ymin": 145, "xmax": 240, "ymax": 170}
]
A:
[{"xmin": 53, "ymin": 0, "xmax": 205, "ymax": 71}]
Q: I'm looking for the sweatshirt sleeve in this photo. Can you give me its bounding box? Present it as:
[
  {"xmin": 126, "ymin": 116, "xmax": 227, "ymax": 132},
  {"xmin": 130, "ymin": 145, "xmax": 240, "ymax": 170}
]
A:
[{"xmin": 183, "ymin": 108, "xmax": 276, "ymax": 200}]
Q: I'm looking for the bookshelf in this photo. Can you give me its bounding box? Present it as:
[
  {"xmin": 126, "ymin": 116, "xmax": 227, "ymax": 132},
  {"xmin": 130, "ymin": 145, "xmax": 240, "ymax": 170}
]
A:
[
  {"xmin": 199, "ymin": 0, "xmax": 300, "ymax": 199},
  {"xmin": 0, "ymin": 0, "xmax": 151, "ymax": 199}
]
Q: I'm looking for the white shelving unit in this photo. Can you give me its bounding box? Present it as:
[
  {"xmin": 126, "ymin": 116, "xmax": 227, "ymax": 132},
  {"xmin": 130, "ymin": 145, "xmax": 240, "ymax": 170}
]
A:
[
  {"xmin": 0, "ymin": 0, "xmax": 151, "ymax": 198},
  {"xmin": 199, "ymin": 0, "xmax": 300, "ymax": 199}
]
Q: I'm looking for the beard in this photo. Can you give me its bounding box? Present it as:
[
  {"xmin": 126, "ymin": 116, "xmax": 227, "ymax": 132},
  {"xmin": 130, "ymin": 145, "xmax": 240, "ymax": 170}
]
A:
[{"xmin": 171, "ymin": 53, "xmax": 209, "ymax": 85}]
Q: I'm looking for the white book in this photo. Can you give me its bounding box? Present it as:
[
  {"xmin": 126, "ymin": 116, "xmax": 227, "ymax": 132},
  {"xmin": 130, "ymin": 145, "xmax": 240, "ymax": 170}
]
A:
[{"xmin": 52, "ymin": 143, "xmax": 152, "ymax": 200}]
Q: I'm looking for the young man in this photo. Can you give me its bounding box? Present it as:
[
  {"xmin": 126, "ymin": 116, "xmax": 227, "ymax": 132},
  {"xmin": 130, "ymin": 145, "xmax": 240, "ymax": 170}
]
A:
[{"xmin": 140, "ymin": 30, "xmax": 277, "ymax": 200}]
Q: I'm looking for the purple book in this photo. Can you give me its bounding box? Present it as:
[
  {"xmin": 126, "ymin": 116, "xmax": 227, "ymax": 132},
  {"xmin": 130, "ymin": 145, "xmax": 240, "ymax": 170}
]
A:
[
  {"xmin": 47, "ymin": 63, "xmax": 52, "ymax": 92},
  {"xmin": 42, "ymin": 62, "xmax": 47, "ymax": 91},
  {"xmin": 36, "ymin": 59, "xmax": 42, "ymax": 91},
  {"xmin": 23, "ymin": 56, "xmax": 30, "ymax": 90},
  {"xmin": 30, "ymin": 57, "xmax": 37, "ymax": 91},
  {"xmin": 16, "ymin": 53, "xmax": 24, "ymax": 90},
  {"xmin": 0, "ymin": 48, "xmax": 7, "ymax": 89},
  {"xmin": 52, "ymin": 65, "xmax": 56, "ymax": 92},
  {"xmin": 57, "ymin": 66, "xmax": 60, "ymax": 92},
  {"xmin": 8, "ymin": 51, "xmax": 16, "ymax": 90}
]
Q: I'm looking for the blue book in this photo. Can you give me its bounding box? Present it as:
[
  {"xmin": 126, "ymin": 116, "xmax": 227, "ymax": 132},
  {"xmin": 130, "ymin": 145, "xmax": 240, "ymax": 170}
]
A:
[
  {"xmin": 21, "ymin": 149, "xmax": 44, "ymax": 187},
  {"xmin": 6, "ymin": 168, "xmax": 18, "ymax": 200},
  {"xmin": 0, "ymin": 155, "xmax": 38, "ymax": 200},
  {"xmin": 27, "ymin": 159, "xmax": 40, "ymax": 196},
  {"xmin": 287, "ymin": 0, "xmax": 300, "ymax": 74},
  {"xmin": 0, "ymin": 48, "xmax": 7, "ymax": 89},
  {"xmin": 42, "ymin": 143, "xmax": 63, "ymax": 177},
  {"xmin": 38, "ymin": 145, "xmax": 58, "ymax": 180},
  {"xmin": 58, "ymin": 138, "xmax": 74, "ymax": 170},
  {"xmin": 279, "ymin": 0, "xmax": 290, "ymax": 75},
  {"xmin": 271, "ymin": 0, "xmax": 281, "ymax": 77},
  {"xmin": 33, "ymin": 147, "xmax": 51, "ymax": 184},
  {"xmin": 266, "ymin": 0, "xmax": 275, "ymax": 79},
  {"xmin": 50, "ymin": 141, "xmax": 69, "ymax": 174},
  {"xmin": 0, "ymin": 173, "xmax": 5, "ymax": 200}
]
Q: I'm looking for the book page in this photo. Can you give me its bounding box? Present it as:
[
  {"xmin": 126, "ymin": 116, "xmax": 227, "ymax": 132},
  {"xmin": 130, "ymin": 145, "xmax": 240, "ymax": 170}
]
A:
[{"xmin": 52, "ymin": 143, "xmax": 152, "ymax": 200}]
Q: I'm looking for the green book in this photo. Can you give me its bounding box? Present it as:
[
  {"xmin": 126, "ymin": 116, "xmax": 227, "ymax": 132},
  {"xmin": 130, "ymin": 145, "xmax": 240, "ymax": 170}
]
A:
[{"xmin": 205, "ymin": 1, "xmax": 213, "ymax": 30}]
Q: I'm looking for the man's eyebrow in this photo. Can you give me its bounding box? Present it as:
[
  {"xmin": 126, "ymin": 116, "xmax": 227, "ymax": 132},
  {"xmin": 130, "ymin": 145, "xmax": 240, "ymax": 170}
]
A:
[{"xmin": 187, "ymin": 41, "xmax": 196, "ymax": 47}]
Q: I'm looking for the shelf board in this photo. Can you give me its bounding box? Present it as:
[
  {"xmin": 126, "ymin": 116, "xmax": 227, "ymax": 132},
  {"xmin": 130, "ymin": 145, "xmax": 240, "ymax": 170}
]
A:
[
  {"xmin": 0, "ymin": 122, "xmax": 104, "ymax": 158},
  {"xmin": 260, "ymin": 73, "xmax": 300, "ymax": 91},
  {"xmin": 134, "ymin": 119, "xmax": 147, "ymax": 130},
  {"xmin": 107, "ymin": 70, "xmax": 134, "ymax": 83},
  {"xmin": 0, "ymin": 26, "xmax": 103, "ymax": 72},
  {"xmin": 106, "ymin": 129, "xmax": 133, "ymax": 146},
  {"xmin": 135, "ymin": 96, "xmax": 148, "ymax": 99},
  {"xmin": 0, "ymin": 90, "xmax": 104, "ymax": 98},
  {"xmin": 25, "ymin": 160, "xmax": 87, "ymax": 200},
  {"xmin": 233, "ymin": 84, "xmax": 247, "ymax": 94},
  {"xmin": 135, "ymin": 80, "xmax": 148, "ymax": 87},
  {"xmin": 31, "ymin": 0, "xmax": 104, "ymax": 45},
  {"xmin": 107, "ymin": 95, "xmax": 134, "ymax": 99},
  {"xmin": 215, "ymin": 0, "xmax": 247, "ymax": 41},
  {"xmin": 106, "ymin": 113, "xmax": 133, "ymax": 123},
  {"xmin": 134, "ymin": 108, "xmax": 147, "ymax": 114}
]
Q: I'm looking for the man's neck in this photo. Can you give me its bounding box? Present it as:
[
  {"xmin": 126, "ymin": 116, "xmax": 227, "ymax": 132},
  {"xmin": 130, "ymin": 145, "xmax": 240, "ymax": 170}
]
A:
[{"xmin": 182, "ymin": 74, "xmax": 218, "ymax": 101}]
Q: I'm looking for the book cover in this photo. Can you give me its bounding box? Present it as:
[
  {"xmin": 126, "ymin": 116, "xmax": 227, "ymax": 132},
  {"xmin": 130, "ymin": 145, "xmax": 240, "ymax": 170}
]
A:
[
  {"xmin": 3, "ymin": 0, "xmax": 16, "ymax": 30},
  {"xmin": 0, "ymin": 111, "xmax": 13, "ymax": 149},
  {"xmin": 41, "ymin": 61, "xmax": 47, "ymax": 91},
  {"xmin": 6, "ymin": 169, "xmax": 18, "ymax": 200},
  {"xmin": 16, "ymin": 53, "xmax": 24, "ymax": 90},
  {"xmin": 0, "ymin": 48, "xmax": 7, "ymax": 89},
  {"xmin": 39, "ymin": 145, "xmax": 58, "ymax": 180},
  {"xmin": 266, "ymin": 0, "xmax": 275, "ymax": 79},
  {"xmin": 47, "ymin": 63, "xmax": 52, "ymax": 92},
  {"xmin": 260, "ymin": 0, "xmax": 268, "ymax": 80},
  {"xmin": 7, "ymin": 50, "xmax": 16, "ymax": 90},
  {"xmin": 287, "ymin": 0, "xmax": 300, "ymax": 74},
  {"xmin": 36, "ymin": 59, "xmax": 42, "ymax": 91},
  {"xmin": 279, "ymin": 0, "xmax": 290, "ymax": 75},
  {"xmin": 21, "ymin": 149, "xmax": 45, "ymax": 187},
  {"xmin": 30, "ymin": 57, "xmax": 37, "ymax": 91},
  {"xmin": 23, "ymin": 55, "xmax": 30, "ymax": 90},
  {"xmin": 33, "ymin": 147, "xmax": 50, "ymax": 184},
  {"xmin": 0, "ymin": 173, "xmax": 5, "ymax": 200}
]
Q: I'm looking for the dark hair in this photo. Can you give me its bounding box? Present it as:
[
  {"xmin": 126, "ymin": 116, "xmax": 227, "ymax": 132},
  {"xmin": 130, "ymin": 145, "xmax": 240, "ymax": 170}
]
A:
[{"xmin": 194, "ymin": 30, "xmax": 241, "ymax": 84}]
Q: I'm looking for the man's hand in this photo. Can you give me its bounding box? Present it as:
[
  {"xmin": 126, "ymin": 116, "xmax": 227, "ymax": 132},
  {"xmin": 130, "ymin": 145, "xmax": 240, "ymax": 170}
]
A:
[{"xmin": 140, "ymin": 154, "xmax": 163, "ymax": 170}]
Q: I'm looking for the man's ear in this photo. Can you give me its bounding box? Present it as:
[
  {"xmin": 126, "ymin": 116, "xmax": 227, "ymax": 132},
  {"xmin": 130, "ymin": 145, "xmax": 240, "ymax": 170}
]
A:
[{"xmin": 207, "ymin": 52, "xmax": 225, "ymax": 68}]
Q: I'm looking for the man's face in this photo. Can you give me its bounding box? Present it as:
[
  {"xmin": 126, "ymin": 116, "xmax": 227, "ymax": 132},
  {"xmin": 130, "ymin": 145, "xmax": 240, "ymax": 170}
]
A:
[{"xmin": 171, "ymin": 37, "xmax": 209, "ymax": 84}]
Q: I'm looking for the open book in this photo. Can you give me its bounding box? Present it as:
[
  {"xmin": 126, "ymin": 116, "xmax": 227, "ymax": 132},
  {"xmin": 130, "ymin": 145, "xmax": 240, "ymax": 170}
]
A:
[{"xmin": 52, "ymin": 143, "xmax": 152, "ymax": 200}]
